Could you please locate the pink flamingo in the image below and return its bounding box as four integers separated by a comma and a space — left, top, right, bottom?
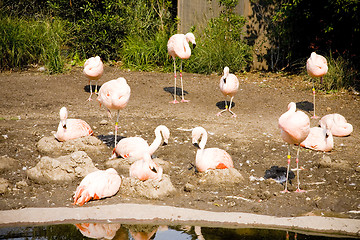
83, 56, 104, 101
306, 52, 328, 119
97, 77, 131, 148
300, 126, 333, 152
54, 107, 93, 142
319, 113, 353, 137
191, 126, 234, 172
73, 168, 121, 206
167, 32, 196, 103
112, 125, 170, 159
217, 66, 239, 117
129, 153, 163, 181
75, 223, 121, 239
278, 102, 310, 192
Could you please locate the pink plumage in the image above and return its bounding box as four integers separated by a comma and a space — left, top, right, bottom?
192, 127, 234, 172
75, 223, 120, 239
306, 52, 328, 78
112, 125, 170, 159
97, 77, 131, 148
300, 127, 334, 152
279, 102, 310, 145
167, 32, 196, 103
129, 153, 163, 181
278, 102, 310, 192
319, 113, 353, 137
217, 66, 239, 117
54, 107, 93, 142
73, 168, 121, 206
83, 56, 104, 101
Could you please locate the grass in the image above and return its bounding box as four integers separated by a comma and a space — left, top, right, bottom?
0, 16, 67, 73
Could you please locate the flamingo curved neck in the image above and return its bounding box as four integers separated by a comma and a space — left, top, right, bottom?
198, 130, 207, 149
149, 129, 163, 155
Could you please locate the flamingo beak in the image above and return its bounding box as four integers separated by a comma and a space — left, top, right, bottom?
150, 166, 157, 173
192, 43, 196, 49
193, 142, 200, 149
162, 141, 168, 146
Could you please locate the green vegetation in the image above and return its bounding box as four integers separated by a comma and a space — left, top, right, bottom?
0, 16, 67, 73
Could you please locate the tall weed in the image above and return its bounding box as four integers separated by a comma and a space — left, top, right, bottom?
0, 16, 67, 73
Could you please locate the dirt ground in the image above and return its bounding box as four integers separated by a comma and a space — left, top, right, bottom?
0, 66, 359, 219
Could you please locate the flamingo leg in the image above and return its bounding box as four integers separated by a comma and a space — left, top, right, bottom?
87, 80, 93, 101
180, 60, 189, 103
95, 81, 98, 95
295, 145, 306, 192
281, 145, 291, 193
169, 59, 179, 104
311, 80, 319, 119
114, 110, 120, 148
217, 99, 228, 116
228, 96, 237, 117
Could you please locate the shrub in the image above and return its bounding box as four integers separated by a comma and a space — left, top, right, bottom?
0, 16, 67, 73
185, 11, 253, 74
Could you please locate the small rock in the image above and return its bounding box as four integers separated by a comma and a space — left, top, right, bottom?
0, 155, 18, 172
199, 168, 244, 185
0, 178, 10, 194
15, 180, 28, 189
184, 183, 195, 192
99, 120, 108, 125
316, 155, 332, 168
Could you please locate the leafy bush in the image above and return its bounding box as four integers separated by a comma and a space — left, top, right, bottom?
185, 11, 253, 74
0, 16, 67, 73
322, 53, 356, 92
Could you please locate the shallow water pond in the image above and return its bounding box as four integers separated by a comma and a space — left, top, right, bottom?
0, 223, 353, 239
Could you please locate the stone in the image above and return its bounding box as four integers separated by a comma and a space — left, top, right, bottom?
0, 178, 10, 194
37, 136, 107, 156
26, 151, 99, 183
0, 155, 19, 172
198, 168, 244, 185
122, 174, 176, 199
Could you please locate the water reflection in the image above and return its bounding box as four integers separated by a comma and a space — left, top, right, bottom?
0, 223, 351, 240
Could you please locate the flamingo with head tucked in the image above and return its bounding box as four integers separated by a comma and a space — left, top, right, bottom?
217, 66, 239, 117
129, 153, 163, 181
73, 168, 121, 206
97, 77, 130, 148
300, 126, 333, 152
167, 32, 196, 103
112, 125, 170, 159
279, 102, 310, 193
319, 113, 353, 137
83, 56, 104, 101
54, 107, 93, 142
306, 52, 328, 119
191, 126, 234, 172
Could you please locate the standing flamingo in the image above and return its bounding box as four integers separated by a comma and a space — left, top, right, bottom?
278, 102, 310, 192
73, 168, 121, 206
300, 126, 334, 152
167, 32, 196, 103
54, 107, 93, 142
306, 52, 328, 119
112, 125, 170, 159
83, 56, 104, 101
129, 153, 163, 181
97, 77, 130, 148
319, 113, 353, 137
217, 66, 239, 117
191, 127, 234, 172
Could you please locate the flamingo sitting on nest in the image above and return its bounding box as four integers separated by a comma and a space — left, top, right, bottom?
73, 168, 121, 206
54, 107, 93, 142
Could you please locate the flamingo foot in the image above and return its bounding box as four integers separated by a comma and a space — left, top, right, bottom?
281, 189, 290, 193
181, 99, 190, 103
87, 95, 93, 101
295, 188, 306, 193
311, 115, 320, 119
169, 100, 179, 104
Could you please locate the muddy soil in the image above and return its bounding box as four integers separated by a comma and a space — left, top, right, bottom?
0, 66, 359, 219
